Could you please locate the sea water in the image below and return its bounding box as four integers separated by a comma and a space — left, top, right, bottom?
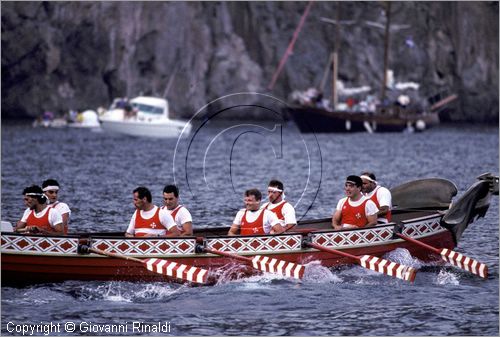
1, 120, 498, 336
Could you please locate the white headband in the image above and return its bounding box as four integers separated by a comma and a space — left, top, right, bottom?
26, 193, 45, 197
268, 187, 286, 201
43, 186, 59, 192
267, 186, 283, 192
360, 175, 378, 184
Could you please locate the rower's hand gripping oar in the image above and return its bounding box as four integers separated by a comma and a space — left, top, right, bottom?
394, 232, 488, 278
304, 242, 417, 283
200, 246, 305, 280
78, 244, 208, 284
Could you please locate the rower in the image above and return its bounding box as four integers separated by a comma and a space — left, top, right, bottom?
261, 179, 297, 231
332, 175, 378, 230
42, 179, 71, 234
161, 184, 193, 236
228, 188, 285, 236
125, 186, 180, 237
360, 172, 392, 224
15, 185, 64, 234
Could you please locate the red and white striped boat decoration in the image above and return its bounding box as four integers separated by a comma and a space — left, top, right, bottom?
145, 258, 208, 284
440, 249, 488, 278
359, 255, 417, 282
251, 255, 305, 279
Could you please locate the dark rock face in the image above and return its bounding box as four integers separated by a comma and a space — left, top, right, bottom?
2, 2, 498, 122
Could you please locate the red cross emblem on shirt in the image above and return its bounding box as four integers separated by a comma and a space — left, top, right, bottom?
150, 223, 157, 228
355, 213, 362, 219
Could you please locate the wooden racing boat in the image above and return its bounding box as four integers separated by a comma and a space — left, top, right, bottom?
2, 173, 497, 286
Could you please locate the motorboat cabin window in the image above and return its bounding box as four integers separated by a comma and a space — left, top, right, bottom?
132, 103, 164, 115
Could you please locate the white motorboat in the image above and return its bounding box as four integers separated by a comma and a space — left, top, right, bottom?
99, 96, 192, 138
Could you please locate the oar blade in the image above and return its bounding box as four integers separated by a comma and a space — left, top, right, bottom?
145, 258, 208, 284
440, 249, 488, 279
251, 255, 305, 280
359, 255, 417, 283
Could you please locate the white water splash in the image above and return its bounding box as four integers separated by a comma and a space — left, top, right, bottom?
213, 263, 251, 285
132, 283, 184, 301
434, 270, 460, 285
384, 247, 424, 268
302, 260, 342, 283
104, 294, 132, 302
102, 283, 132, 302
18, 288, 72, 305
232, 271, 299, 287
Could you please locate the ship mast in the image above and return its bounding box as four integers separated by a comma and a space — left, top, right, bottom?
331, 2, 341, 110
380, 1, 392, 102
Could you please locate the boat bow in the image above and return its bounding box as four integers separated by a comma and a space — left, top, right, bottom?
441, 179, 493, 244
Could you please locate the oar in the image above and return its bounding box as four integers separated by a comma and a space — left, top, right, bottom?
394, 233, 488, 278
392, 207, 447, 213
15, 226, 62, 235
86, 246, 208, 284
305, 242, 417, 283
202, 246, 305, 280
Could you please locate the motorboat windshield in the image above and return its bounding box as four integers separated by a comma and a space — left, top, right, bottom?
132, 102, 164, 115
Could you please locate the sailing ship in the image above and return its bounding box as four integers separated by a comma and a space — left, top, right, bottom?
276, 2, 457, 133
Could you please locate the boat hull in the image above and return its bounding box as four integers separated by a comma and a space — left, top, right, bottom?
1, 214, 454, 285
100, 119, 191, 138
285, 106, 439, 133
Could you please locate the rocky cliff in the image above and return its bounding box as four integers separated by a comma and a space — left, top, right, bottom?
2, 1, 498, 122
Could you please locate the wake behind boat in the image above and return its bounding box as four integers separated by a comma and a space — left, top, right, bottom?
99, 96, 192, 138
1, 173, 497, 286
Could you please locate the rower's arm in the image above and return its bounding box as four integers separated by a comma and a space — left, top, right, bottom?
15, 209, 30, 232
53, 223, 65, 234
332, 210, 342, 230
47, 207, 65, 234
282, 204, 297, 231
61, 213, 70, 232
227, 224, 239, 236
365, 200, 379, 227
270, 223, 285, 235
165, 226, 182, 237
377, 205, 390, 217
15, 220, 27, 232
180, 221, 193, 236
366, 214, 378, 227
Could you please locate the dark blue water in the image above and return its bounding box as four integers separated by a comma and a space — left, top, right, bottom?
1, 120, 498, 336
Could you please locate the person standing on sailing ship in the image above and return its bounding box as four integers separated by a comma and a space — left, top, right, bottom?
261, 179, 297, 231
161, 184, 193, 236
15, 185, 64, 234
360, 172, 392, 224
332, 176, 378, 230
42, 179, 71, 234
228, 188, 285, 236
126, 186, 180, 237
